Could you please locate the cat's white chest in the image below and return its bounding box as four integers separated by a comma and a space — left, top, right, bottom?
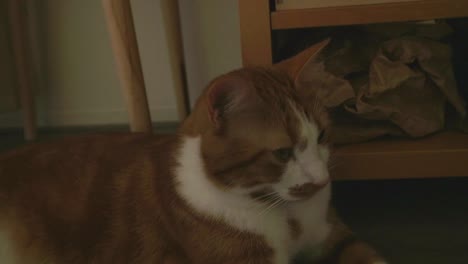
175, 137, 291, 263
219, 187, 331, 264
252, 210, 290, 264
175, 137, 330, 264
0, 228, 17, 264
287, 184, 331, 258
212, 207, 290, 264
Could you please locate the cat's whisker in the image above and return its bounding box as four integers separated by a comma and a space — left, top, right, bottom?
253, 191, 278, 201
328, 159, 342, 166
312, 93, 323, 115
277, 199, 287, 209
328, 163, 342, 171
328, 155, 339, 162
257, 196, 278, 216
258, 195, 284, 217
224, 178, 238, 187
328, 159, 343, 171
327, 155, 342, 166
264, 198, 285, 215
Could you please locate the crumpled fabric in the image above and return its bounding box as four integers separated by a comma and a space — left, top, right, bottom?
297, 24, 466, 144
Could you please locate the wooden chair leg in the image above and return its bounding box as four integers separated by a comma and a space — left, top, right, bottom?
161, 0, 190, 120
8, 0, 37, 141
102, 0, 152, 133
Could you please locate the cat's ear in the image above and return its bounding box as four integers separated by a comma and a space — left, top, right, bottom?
274, 38, 330, 82
206, 74, 250, 128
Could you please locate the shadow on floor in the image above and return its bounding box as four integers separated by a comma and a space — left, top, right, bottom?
333, 178, 468, 264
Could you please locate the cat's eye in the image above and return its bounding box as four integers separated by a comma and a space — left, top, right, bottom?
273, 148, 294, 162
317, 130, 326, 144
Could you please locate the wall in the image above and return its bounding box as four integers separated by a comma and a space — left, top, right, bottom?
0, 2, 18, 113
0, 0, 244, 127
0, 0, 178, 127
179, 0, 242, 108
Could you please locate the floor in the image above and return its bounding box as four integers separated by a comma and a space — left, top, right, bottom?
1, 125, 467, 264
334, 178, 468, 264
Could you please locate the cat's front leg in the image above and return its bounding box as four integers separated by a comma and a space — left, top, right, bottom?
222, 255, 282, 264
316, 209, 387, 264
163, 254, 189, 264
325, 239, 387, 264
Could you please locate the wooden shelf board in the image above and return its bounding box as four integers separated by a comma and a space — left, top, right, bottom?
271, 0, 468, 29
331, 131, 468, 180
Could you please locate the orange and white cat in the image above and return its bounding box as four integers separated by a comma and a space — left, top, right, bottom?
0, 40, 386, 264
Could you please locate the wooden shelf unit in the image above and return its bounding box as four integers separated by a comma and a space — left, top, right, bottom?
271, 0, 468, 29
238, 0, 468, 180
332, 132, 468, 180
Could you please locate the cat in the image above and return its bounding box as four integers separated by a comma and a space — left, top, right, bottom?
0, 39, 386, 264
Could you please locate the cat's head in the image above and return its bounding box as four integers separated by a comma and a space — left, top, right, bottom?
181, 39, 331, 203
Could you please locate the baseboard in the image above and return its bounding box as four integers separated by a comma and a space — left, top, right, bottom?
0, 107, 179, 128
0, 122, 179, 134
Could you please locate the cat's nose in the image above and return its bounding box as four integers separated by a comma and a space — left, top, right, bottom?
288, 180, 329, 199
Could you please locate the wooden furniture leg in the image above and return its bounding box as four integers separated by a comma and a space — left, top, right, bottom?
102, 0, 152, 133
161, 0, 190, 119
8, 0, 37, 141
238, 0, 273, 66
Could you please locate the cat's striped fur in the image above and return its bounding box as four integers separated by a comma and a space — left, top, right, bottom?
0, 40, 386, 264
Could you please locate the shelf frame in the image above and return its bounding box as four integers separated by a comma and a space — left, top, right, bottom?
332, 132, 468, 180
271, 0, 468, 29
238, 0, 468, 180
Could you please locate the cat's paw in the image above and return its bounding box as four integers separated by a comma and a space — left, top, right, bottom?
335, 241, 387, 264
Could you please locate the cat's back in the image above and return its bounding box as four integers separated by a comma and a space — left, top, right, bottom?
0, 133, 178, 263
0, 133, 174, 195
